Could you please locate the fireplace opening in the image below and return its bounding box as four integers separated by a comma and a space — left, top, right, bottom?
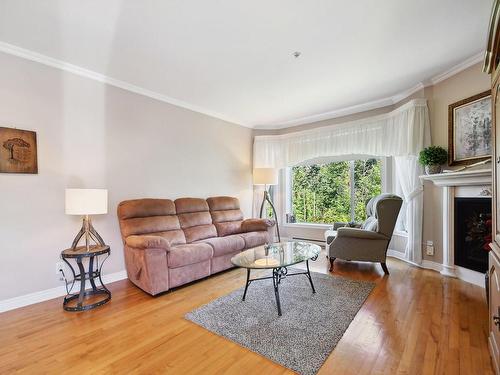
454, 197, 491, 273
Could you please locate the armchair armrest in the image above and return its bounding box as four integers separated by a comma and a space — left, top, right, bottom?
241, 218, 275, 232
336, 227, 388, 240
333, 222, 362, 230
125, 235, 171, 250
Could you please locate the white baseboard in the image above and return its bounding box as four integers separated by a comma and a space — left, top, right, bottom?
386, 250, 484, 288
454, 265, 486, 288
0, 270, 128, 313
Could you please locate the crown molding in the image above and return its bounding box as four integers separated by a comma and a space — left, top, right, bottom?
429, 51, 485, 85
0, 41, 249, 128
254, 51, 485, 129
0, 41, 485, 131
254, 95, 396, 130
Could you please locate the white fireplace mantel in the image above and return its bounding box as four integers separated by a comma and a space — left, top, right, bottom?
420, 168, 492, 187
420, 168, 492, 285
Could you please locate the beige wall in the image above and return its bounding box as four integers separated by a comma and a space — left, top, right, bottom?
422, 62, 490, 263
0, 52, 253, 301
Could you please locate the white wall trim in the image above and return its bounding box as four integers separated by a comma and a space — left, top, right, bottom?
386, 250, 485, 288
0, 41, 248, 128
428, 51, 485, 85
0, 270, 128, 313
0, 40, 484, 131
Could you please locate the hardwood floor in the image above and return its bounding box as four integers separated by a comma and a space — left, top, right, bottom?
0, 253, 493, 375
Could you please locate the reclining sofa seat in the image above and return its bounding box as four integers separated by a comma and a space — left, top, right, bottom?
117, 196, 274, 295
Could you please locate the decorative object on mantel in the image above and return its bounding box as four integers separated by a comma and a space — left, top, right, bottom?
0, 126, 38, 174
448, 90, 492, 166
253, 168, 280, 242
419, 146, 448, 174
65, 188, 108, 251
442, 157, 491, 173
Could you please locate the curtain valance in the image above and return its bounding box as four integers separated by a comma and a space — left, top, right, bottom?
253, 99, 431, 168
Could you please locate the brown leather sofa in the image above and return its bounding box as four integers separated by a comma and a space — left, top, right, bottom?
117, 196, 275, 295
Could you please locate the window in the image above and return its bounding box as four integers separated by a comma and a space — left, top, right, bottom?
287, 158, 382, 224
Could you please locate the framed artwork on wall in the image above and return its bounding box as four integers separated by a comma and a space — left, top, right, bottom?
0, 126, 38, 174
448, 90, 492, 166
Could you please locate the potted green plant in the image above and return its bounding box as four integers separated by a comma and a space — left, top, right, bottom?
419, 146, 448, 174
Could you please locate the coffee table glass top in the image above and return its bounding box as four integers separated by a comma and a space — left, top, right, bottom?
231, 241, 321, 269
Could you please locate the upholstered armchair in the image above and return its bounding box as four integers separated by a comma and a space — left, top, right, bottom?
325, 194, 403, 275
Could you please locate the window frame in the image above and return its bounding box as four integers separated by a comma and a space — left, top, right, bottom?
283, 155, 389, 225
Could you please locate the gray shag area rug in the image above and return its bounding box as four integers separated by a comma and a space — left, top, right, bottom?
185, 270, 375, 375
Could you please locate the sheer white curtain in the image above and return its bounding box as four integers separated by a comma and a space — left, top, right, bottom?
394, 155, 425, 264
253, 99, 430, 264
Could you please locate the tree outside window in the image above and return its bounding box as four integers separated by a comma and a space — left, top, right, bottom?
290, 158, 381, 224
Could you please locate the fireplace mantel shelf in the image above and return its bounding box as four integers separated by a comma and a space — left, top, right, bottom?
419, 168, 492, 187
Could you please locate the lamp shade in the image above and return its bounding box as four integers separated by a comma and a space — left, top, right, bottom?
253, 168, 278, 185
65, 189, 108, 215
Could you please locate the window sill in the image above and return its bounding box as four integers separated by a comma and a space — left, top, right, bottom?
282, 222, 332, 230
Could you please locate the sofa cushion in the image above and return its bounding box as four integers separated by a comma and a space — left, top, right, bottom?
207, 196, 240, 211
118, 198, 176, 219
207, 196, 244, 237
198, 235, 245, 257
118, 199, 186, 245
175, 198, 209, 214
167, 243, 213, 268
239, 231, 269, 249
175, 198, 217, 243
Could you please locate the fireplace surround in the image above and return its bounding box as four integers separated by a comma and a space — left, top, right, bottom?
420, 168, 492, 287
454, 197, 491, 273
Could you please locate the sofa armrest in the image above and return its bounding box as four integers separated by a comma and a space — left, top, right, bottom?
336, 227, 388, 240
125, 235, 171, 250
241, 218, 275, 232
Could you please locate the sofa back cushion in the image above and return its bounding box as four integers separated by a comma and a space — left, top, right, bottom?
207, 196, 244, 237
117, 199, 186, 245
175, 198, 217, 243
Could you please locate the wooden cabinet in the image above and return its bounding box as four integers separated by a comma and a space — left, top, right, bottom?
490, 251, 500, 373
485, 1, 500, 372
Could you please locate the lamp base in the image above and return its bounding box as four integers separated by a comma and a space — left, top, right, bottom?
71, 215, 106, 251
259, 189, 280, 242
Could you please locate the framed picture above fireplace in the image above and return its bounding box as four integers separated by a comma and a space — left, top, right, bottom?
448, 90, 492, 166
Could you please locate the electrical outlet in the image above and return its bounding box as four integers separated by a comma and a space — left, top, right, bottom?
425, 240, 434, 256
56, 262, 64, 281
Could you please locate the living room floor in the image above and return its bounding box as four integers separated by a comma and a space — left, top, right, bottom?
0, 252, 493, 375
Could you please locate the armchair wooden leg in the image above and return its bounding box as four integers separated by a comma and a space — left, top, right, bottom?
381, 262, 389, 275
329, 257, 336, 272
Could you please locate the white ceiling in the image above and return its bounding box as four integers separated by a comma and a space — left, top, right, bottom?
0, 0, 492, 128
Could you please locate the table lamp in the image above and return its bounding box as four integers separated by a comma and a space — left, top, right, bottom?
253, 168, 280, 242
65, 188, 108, 251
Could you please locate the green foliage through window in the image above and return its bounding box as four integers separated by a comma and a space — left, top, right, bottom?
291, 159, 381, 224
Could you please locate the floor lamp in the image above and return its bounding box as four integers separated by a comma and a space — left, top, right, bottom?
253, 168, 280, 242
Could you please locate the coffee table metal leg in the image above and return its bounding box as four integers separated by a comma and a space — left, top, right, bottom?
272, 268, 282, 316
242, 268, 251, 301
305, 260, 316, 294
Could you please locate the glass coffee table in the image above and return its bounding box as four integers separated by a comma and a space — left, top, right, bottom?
231, 241, 321, 316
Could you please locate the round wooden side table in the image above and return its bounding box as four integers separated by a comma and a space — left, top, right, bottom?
61, 245, 111, 312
